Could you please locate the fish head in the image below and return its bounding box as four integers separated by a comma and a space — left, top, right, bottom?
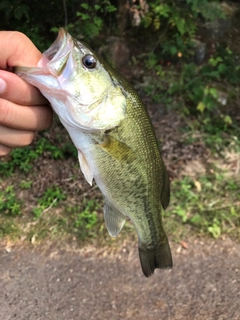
15, 28, 127, 131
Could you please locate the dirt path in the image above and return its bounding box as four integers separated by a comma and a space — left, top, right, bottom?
0, 237, 239, 320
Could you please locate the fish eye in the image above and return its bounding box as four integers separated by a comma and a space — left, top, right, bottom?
82, 54, 97, 69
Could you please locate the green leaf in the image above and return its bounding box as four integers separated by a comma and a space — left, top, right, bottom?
197, 101, 205, 113
174, 17, 187, 35
218, 63, 227, 74
153, 4, 170, 17
223, 115, 232, 125
208, 224, 221, 238
209, 56, 223, 67
81, 3, 89, 10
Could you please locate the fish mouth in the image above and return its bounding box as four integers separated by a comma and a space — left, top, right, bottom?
44, 28, 69, 61
15, 28, 72, 76
40, 28, 74, 76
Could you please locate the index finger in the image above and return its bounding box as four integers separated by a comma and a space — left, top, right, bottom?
0, 31, 42, 69
0, 70, 48, 106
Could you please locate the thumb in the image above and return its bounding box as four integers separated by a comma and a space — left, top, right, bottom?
0, 31, 42, 69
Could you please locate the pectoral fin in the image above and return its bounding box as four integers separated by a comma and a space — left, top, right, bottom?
104, 200, 126, 237
98, 134, 135, 163
78, 149, 93, 186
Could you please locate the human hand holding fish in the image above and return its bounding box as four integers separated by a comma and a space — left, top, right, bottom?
0, 31, 53, 156
14, 28, 173, 277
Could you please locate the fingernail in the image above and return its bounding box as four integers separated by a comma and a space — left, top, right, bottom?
0, 78, 7, 94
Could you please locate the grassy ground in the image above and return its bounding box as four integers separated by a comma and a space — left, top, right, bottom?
0, 108, 239, 247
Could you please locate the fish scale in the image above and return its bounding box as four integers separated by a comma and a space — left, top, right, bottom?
15, 28, 173, 277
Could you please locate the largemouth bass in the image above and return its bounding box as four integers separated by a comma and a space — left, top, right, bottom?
15, 28, 172, 277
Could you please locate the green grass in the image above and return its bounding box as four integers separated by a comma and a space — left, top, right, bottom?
0, 136, 77, 177
0, 160, 239, 245
32, 186, 67, 219
165, 171, 240, 239
0, 185, 22, 216
0, 219, 21, 239
0, 122, 239, 245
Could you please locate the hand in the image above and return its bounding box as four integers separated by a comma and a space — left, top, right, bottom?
0, 31, 53, 156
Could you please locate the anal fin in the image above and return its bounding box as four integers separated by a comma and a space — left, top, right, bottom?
104, 200, 126, 238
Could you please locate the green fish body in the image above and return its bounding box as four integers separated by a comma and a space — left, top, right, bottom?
15, 28, 172, 277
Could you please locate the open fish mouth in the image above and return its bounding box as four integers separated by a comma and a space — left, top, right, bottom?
13, 29, 68, 76
39, 28, 74, 77
44, 28, 69, 61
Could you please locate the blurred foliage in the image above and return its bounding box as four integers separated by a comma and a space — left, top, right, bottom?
0, 0, 225, 50
143, 45, 240, 136
0, 136, 77, 177
32, 186, 66, 219
0, 185, 22, 216
0, 0, 118, 50
141, 0, 224, 59
0, 0, 238, 130
166, 173, 240, 239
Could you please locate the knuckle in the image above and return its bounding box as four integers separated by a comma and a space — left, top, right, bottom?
10, 31, 27, 40
9, 31, 30, 49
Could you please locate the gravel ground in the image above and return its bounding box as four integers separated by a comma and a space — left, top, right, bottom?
0, 237, 239, 320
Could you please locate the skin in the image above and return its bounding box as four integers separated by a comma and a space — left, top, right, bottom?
0, 31, 53, 156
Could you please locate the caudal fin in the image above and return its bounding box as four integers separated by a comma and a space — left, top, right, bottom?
138, 240, 173, 278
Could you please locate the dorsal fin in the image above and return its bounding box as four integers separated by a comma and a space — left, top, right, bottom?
161, 164, 170, 209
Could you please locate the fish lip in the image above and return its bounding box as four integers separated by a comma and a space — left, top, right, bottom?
44, 28, 69, 61
14, 66, 45, 74
41, 28, 75, 76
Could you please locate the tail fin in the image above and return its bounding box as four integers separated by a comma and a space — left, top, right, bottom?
138, 240, 173, 278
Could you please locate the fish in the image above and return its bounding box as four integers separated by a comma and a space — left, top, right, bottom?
15, 28, 173, 277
